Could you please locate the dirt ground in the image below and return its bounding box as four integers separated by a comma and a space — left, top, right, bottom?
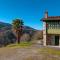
0, 44, 60, 60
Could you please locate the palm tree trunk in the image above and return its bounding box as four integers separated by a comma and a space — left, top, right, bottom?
16, 29, 23, 44
17, 33, 20, 44
17, 31, 20, 44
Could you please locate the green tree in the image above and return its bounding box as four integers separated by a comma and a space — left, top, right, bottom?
12, 19, 24, 44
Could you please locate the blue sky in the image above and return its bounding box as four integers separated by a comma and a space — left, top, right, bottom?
0, 0, 60, 30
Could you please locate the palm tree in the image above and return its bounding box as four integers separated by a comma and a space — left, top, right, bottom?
12, 19, 24, 44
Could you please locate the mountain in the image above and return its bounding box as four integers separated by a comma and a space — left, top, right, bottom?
0, 22, 36, 31
0, 22, 11, 29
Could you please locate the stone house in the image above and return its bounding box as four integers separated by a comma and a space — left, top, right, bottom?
42, 11, 60, 46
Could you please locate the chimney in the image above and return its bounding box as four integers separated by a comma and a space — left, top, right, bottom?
44, 10, 48, 18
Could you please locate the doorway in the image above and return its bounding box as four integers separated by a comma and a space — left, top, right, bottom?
55, 36, 59, 46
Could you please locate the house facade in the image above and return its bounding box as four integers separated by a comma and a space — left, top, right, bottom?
42, 11, 60, 46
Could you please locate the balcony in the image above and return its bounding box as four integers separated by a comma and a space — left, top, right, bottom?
47, 29, 60, 34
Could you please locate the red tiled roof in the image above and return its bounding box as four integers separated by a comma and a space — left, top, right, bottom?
42, 16, 60, 21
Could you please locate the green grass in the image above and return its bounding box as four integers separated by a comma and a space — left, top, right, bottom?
7, 42, 32, 48
38, 47, 60, 56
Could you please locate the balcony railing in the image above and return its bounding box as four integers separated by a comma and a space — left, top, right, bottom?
47, 29, 60, 34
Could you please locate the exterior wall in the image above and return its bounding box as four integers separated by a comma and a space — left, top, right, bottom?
46, 35, 55, 45
43, 22, 46, 46
46, 35, 51, 45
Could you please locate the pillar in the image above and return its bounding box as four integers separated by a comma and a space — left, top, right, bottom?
43, 22, 46, 46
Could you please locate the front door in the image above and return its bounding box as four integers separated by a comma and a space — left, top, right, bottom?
55, 36, 59, 46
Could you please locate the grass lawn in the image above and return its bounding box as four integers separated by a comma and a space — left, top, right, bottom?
7, 42, 32, 48
0, 44, 60, 60
25, 47, 60, 60
38, 47, 60, 56
7, 42, 60, 56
